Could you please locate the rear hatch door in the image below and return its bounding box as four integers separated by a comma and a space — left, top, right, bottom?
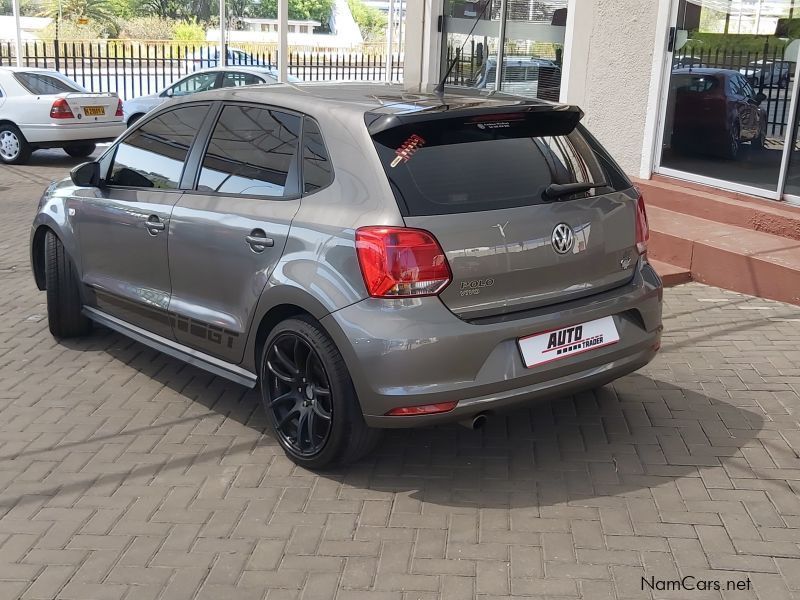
368, 105, 639, 320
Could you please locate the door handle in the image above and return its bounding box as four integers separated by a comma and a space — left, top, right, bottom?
246, 229, 274, 253
145, 215, 166, 235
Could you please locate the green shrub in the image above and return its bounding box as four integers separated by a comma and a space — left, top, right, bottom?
173, 18, 206, 42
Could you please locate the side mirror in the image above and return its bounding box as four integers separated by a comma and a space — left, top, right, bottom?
163, 88, 174, 98
755, 92, 767, 104
70, 161, 100, 187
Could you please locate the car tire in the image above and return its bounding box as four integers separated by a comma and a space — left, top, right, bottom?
0, 123, 32, 165
753, 122, 768, 151
127, 114, 143, 128
259, 316, 382, 469
44, 231, 91, 339
723, 122, 741, 160
64, 143, 96, 158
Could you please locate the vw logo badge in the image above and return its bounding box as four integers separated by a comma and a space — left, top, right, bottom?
552, 223, 575, 255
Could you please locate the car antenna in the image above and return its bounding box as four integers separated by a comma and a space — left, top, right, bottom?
434, 0, 493, 99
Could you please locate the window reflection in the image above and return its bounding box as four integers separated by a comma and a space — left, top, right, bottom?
108, 105, 208, 189
198, 105, 301, 197
659, 0, 793, 192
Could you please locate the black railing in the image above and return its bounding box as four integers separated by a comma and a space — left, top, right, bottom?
673, 41, 793, 137
0, 40, 403, 100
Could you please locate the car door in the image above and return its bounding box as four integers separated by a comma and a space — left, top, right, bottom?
73, 104, 210, 339
167, 103, 302, 362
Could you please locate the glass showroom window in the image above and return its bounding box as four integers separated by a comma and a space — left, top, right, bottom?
441, 0, 567, 101
658, 0, 800, 202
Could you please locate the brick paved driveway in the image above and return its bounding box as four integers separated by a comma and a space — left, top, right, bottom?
1, 153, 800, 600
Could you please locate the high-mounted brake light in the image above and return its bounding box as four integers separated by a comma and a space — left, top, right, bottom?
355, 226, 452, 298
50, 98, 74, 119
635, 192, 649, 257
115, 99, 124, 117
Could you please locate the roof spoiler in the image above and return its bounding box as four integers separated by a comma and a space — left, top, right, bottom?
366, 103, 584, 137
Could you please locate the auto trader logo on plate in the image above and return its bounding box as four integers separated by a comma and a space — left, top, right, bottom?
518, 316, 620, 368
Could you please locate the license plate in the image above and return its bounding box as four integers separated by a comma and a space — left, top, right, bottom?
518, 316, 620, 368
83, 106, 105, 116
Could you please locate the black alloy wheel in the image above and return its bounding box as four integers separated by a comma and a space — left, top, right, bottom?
265, 332, 334, 457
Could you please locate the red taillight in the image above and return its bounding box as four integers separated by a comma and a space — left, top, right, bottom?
386, 401, 458, 416
115, 99, 124, 117
355, 226, 451, 298
50, 98, 74, 119
635, 192, 649, 257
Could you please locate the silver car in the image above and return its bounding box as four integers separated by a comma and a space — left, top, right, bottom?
30, 83, 663, 468
122, 66, 285, 127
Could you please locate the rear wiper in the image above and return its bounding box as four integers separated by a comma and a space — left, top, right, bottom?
543, 181, 607, 201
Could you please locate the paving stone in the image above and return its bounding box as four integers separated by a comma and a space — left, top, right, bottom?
1, 158, 800, 598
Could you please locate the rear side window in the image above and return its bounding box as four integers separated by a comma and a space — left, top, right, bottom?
369, 111, 629, 216
302, 118, 333, 194
221, 72, 263, 87
14, 72, 83, 95
107, 105, 208, 189
197, 105, 301, 197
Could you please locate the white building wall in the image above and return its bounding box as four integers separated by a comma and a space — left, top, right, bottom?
561, 0, 670, 177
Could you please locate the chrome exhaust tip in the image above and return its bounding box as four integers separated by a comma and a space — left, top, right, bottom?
459, 413, 488, 430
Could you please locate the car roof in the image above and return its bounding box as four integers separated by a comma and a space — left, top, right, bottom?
672, 67, 738, 78
176, 82, 568, 118
190, 65, 278, 76
0, 66, 60, 73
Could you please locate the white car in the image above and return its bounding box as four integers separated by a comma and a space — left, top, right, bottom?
123, 66, 286, 127
0, 67, 125, 165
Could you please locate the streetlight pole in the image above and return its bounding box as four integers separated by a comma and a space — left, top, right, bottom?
219, 0, 226, 66
278, 0, 288, 82
12, 0, 22, 67
385, 0, 395, 82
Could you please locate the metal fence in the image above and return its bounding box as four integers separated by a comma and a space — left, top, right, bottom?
673, 42, 793, 138
0, 40, 403, 100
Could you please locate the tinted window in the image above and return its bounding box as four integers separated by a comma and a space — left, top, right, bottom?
675, 74, 718, 93
221, 72, 264, 88
108, 105, 208, 189
302, 118, 333, 194
14, 72, 83, 94
197, 105, 300, 197
370, 112, 628, 216
171, 72, 218, 96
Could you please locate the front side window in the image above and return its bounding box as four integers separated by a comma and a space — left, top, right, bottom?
14, 72, 83, 95
170, 72, 218, 97
107, 105, 209, 189
302, 118, 333, 194
221, 72, 263, 88
197, 105, 301, 197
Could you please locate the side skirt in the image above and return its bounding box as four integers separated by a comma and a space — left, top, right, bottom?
83, 306, 258, 388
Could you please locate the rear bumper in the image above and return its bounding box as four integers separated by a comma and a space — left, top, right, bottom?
321, 260, 663, 428
19, 121, 125, 144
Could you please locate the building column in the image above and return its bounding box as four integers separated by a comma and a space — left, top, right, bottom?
403, 0, 442, 92
559, 0, 593, 107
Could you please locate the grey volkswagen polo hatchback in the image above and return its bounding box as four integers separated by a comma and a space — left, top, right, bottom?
30, 83, 663, 468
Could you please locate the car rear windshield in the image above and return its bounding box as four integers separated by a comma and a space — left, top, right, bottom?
674, 74, 719, 93
368, 110, 630, 216
14, 72, 84, 95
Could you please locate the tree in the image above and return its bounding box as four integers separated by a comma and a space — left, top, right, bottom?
254, 0, 334, 25
41, 0, 118, 32
347, 0, 384, 42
